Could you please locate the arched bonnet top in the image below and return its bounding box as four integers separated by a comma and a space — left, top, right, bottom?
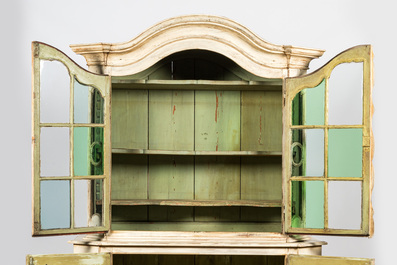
70, 15, 325, 78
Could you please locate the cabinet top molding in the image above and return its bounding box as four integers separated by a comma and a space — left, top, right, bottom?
70, 15, 325, 78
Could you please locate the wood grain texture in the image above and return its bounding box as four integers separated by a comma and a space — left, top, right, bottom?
195, 91, 240, 151
149, 90, 194, 150
148, 156, 194, 200
27, 253, 111, 265
241, 157, 282, 201
241, 91, 282, 152
111, 154, 148, 200
111, 90, 148, 149
286, 255, 374, 265
195, 156, 240, 200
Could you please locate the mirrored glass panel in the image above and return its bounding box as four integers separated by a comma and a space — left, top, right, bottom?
74, 78, 104, 124
40, 127, 70, 177
292, 79, 325, 126
40, 60, 70, 123
291, 180, 324, 229
291, 129, 324, 177
328, 181, 362, 229
40, 180, 71, 229
328, 62, 363, 125
328, 128, 362, 178
74, 127, 104, 176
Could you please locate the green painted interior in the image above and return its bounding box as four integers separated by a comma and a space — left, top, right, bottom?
110, 50, 283, 232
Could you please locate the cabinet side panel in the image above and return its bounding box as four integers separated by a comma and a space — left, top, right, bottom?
112, 90, 148, 149
241, 91, 282, 152
149, 90, 194, 150
241, 156, 282, 201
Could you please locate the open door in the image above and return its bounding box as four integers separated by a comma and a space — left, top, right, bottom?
286, 255, 374, 265
27, 253, 111, 265
32, 42, 111, 236
283, 45, 374, 236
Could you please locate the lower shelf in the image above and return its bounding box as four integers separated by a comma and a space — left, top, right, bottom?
111, 199, 282, 207
112, 221, 282, 232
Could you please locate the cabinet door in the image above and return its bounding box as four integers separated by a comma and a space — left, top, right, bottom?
32, 42, 111, 235
286, 255, 374, 265
283, 45, 373, 236
27, 253, 111, 265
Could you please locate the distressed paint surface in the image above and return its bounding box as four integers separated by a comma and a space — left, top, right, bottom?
241, 91, 282, 152
27, 253, 111, 265
287, 255, 374, 265
149, 90, 194, 150
195, 91, 240, 151
112, 90, 148, 149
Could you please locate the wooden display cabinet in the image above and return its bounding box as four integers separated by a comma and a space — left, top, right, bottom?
28, 15, 374, 265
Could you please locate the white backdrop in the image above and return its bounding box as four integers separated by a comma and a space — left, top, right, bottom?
1, 0, 394, 264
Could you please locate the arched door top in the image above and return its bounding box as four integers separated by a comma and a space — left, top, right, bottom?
70, 15, 324, 78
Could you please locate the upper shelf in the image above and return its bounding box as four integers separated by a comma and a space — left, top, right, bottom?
111, 79, 282, 90
112, 148, 282, 156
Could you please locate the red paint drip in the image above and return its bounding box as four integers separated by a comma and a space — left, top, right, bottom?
258, 106, 263, 144
173, 105, 176, 115
215, 92, 219, 122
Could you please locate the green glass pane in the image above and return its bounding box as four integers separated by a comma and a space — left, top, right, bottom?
291, 181, 324, 229
292, 79, 325, 126
74, 127, 104, 176
40, 180, 71, 229
291, 129, 324, 177
328, 128, 362, 177
74, 78, 104, 124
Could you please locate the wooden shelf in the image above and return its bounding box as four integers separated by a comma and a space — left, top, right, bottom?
111, 79, 282, 91
111, 199, 282, 208
112, 148, 282, 156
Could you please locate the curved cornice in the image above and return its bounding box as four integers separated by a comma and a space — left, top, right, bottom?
70, 15, 325, 78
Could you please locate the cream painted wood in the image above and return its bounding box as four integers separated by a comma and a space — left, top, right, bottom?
71, 231, 325, 256
27, 253, 111, 265
286, 255, 374, 265
70, 15, 324, 77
